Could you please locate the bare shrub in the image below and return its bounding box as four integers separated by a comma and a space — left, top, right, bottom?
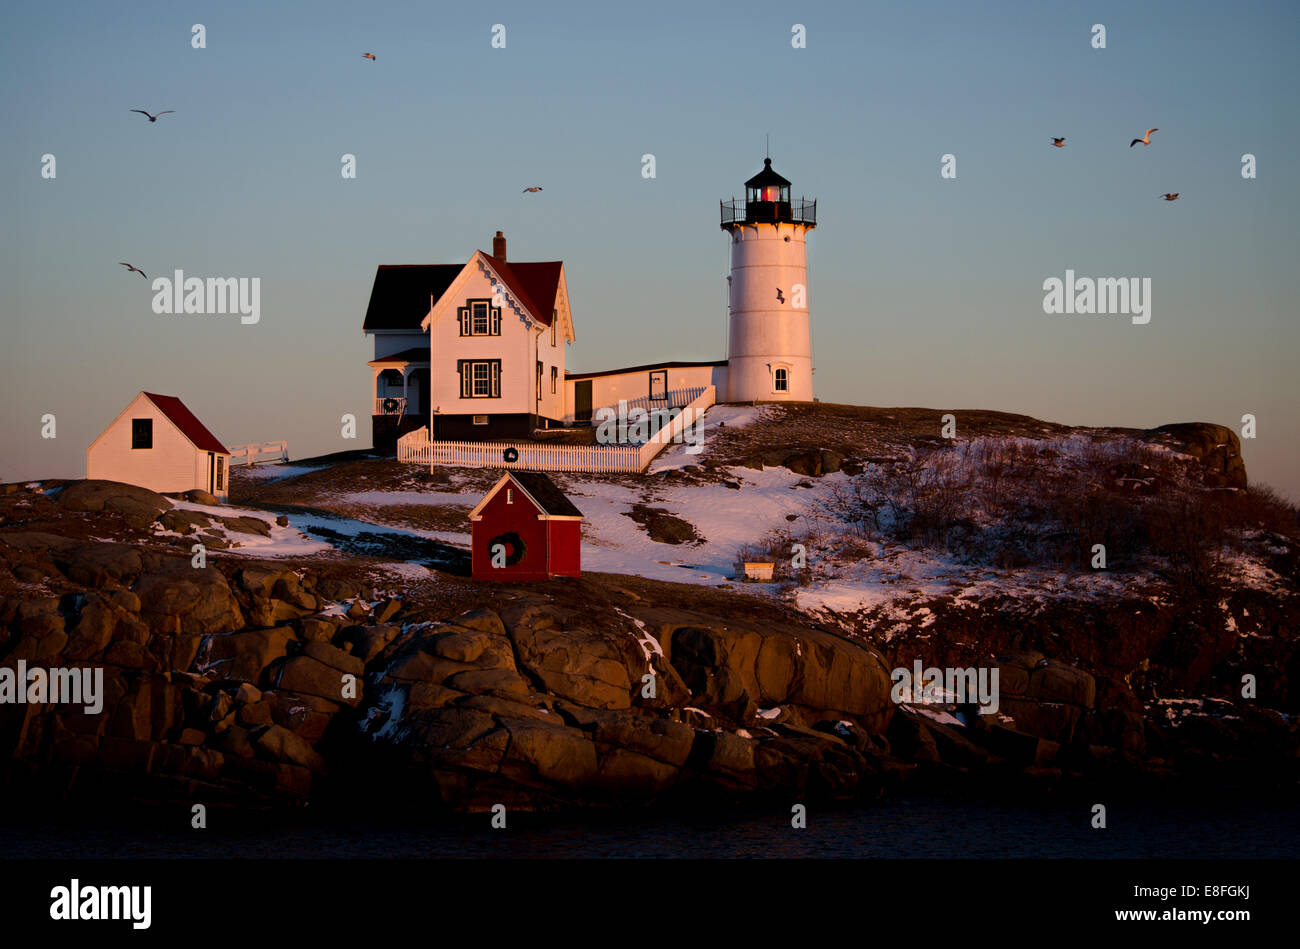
818, 432, 1275, 583
1223, 483, 1300, 542
1138, 486, 1229, 589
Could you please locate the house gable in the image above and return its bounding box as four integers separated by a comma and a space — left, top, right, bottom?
87, 392, 228, 456
422, 252, 550, 335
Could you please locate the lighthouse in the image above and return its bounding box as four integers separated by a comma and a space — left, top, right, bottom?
720, 157, 817, 402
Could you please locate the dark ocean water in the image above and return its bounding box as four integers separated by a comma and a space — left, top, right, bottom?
5, 796, 1298, 859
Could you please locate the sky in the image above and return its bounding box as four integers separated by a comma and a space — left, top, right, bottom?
2, 0, 1297, 498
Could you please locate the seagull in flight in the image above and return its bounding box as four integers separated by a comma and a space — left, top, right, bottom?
776, 288, 785, 304
1051, 137, 1066, 147
1160, 193, 1180, 201
363, 53, 376, 60
130, 109, 174, 123
1129, 128, 1158, 147
522, 186, 543, 193
119, 262, 147, 279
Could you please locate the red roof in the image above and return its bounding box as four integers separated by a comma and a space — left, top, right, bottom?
141, 392, 229, 454
480, 254, 562, 327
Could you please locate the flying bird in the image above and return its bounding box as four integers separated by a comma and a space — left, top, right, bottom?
130, 109, 174, 123
1051, 137, 1066, 147
1129, 128, 1158, 147
1160, 193, 1180, 201
522, 186, 543, 193
119, 262, 147, 279
363, 53, 376, 60
776, 288, 785, 303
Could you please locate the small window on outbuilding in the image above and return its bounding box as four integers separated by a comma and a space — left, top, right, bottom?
131, 418, 152, 450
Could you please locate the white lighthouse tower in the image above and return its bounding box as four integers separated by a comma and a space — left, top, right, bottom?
721, 157, 817, 402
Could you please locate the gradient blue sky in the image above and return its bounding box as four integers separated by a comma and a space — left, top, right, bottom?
3, 0, 1297, 497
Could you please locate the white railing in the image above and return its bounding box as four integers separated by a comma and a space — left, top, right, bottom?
434, 438, 640, 473
638, 385, 716, 468
374, 397, 407, 416
228, 440, 289, 467
561, 386, 706, 426
396, 386, 717, 473
396, 427, 432, 464
612, 386, 707, 417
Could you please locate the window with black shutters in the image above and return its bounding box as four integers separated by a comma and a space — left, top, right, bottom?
458, 299, 502, 336
457, 359, 501, 398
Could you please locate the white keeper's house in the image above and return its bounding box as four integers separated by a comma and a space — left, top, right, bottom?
87, 391, 232, 500
361, 156, 817, 454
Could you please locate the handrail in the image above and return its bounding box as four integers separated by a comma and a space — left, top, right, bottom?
228, 440, 289, 466
720, 197, 817, 227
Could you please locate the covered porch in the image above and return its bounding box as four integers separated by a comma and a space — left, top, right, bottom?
368, 348, 431, 453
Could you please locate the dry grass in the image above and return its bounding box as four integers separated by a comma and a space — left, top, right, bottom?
702, 402, 1082, 468
819, 434, 1300, 590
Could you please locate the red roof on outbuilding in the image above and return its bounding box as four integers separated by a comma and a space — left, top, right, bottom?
141, 392, 229, 454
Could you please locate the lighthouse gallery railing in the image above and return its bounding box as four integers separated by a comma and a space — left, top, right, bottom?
719, 198, 817, 227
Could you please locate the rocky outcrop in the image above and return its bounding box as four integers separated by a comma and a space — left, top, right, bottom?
0, 533, 913, 810
356, 597, 901, 808
741, 448, 844, 476
1, 509, 1295, 812
57, 480, 172, 529
1145, 423, 1247, 489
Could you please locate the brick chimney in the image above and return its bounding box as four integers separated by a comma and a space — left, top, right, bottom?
493, 230, 507, 261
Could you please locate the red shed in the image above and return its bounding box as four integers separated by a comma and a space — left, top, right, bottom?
470, 471, 584, 580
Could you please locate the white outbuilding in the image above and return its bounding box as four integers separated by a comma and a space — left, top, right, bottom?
87, 392, 232, 500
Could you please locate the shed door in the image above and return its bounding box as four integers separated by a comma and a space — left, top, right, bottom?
575, 380, 592, 424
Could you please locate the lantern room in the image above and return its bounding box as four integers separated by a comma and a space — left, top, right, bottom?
720, 157, 816, 228
746, 157, 790, 206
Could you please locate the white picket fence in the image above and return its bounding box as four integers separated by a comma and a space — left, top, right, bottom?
228, 440, 289, 466
397, 386, 716, 473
